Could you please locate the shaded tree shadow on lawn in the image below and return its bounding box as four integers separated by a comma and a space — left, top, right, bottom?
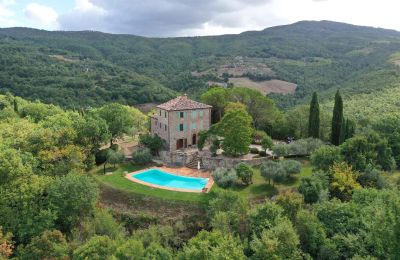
250, 183, 278, 197
228, 183, 278, 198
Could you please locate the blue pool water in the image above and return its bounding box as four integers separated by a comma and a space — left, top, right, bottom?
132, 169, 208, 191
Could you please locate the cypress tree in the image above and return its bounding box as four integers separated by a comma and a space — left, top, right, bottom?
331, 90, 343, 145
339, 117, 346, 144
13, 98, 18, 113
308, 92, 320, 138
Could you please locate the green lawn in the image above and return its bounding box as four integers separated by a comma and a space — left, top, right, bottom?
94, 164, 210, 204
215, 160, 312, 200
94, 160, 312, 203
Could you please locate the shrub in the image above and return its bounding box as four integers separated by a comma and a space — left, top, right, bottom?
272, 145, 288, 157
212, 168, 238, 188
273, 138, 325, 157
250, 147, 259, 154
95, 149, 109, 165
197, 131, 209, 151
260, 160, 288, 186
253, 130, 268, 144
139, 134, 164, 155
110, 144, 119, 151
132, 148, 152, 165
259, 150, 267, 157
261, 135, 274, 150
298, 176, 324, 204
280, 160, 302, 175
235, 163, 254, 185
106, 149, 125, 168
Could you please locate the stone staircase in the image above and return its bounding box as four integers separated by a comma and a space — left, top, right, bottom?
186, 152, 205, 170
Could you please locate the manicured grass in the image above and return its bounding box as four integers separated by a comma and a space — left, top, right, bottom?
94, 160, 312, 204
94, 164, 210, 204
214, 160, 312, 200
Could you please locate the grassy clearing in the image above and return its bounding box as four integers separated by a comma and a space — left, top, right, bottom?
93, 163, 210, 204
94, 160, 312, 204
216, 160, 312, 200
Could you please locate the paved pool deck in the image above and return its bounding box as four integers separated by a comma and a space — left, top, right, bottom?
125, 166, 214, 193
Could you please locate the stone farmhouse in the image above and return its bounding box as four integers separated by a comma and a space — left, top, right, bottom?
151, 95, 212, 152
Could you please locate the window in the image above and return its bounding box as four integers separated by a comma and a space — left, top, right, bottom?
164, 111, 167, 118
165, 125, 167, 131
179, 112, 184, 118
192, 110, 197, 119
199, 110, 204, 117
179, 124, 184, 131
159, 110, 161, 116
192, 122, 197, 130
159, 122, 161, 128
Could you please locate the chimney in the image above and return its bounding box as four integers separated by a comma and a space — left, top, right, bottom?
183, 93, 188, 99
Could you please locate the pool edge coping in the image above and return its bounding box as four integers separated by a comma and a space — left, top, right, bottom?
124, 167, 214, 193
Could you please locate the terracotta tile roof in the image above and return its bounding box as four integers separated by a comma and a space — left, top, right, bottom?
157, 95, 212, 111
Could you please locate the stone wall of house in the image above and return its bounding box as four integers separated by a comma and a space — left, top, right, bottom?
152, 108, 211, 152
167, 108, 211, 151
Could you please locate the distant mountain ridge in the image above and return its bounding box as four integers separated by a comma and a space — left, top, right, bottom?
0, 20, 399, 108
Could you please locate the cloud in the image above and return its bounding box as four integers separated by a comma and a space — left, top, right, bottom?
58, 0, 274, 36
24, 3, 59, 29
0, 0, 17, 27
53, 0, 400, 36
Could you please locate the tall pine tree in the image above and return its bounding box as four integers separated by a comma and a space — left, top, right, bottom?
331, 90, 343, 145
308, 92, 320, 138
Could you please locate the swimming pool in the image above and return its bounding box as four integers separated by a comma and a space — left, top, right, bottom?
131, 169, 209, 191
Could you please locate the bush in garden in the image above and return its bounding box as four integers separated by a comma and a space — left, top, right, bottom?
95, 149, 109, 165
132, 148, 152, 165
272, 138, 325, 157
235, 163, 254, 185
259, 150, 267, 157
280, 160, 302, 175
250, 147, 259, 154
139, 134, 165, 155
253, 130, 268, 144
261, 135, 274, 150
212, 168, 238, 188
260, 161, 288, 186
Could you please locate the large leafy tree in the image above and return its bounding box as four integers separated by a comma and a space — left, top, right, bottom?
214, 107, 253, 156
295, 210, 327, 258
98, 103, 135, 145
331, 90, 344, 145
208, 190, 248, 236
330, 162, 361, 201
0, 175, 56, 244
17, 230, 69, 260
308, 92, 320, 138
75, 113, 111, 151
47, 172, 99, 233
341, 131, 395, 172
251, 218, 302, 260
200, 87, 228, 123
249, 201, 284, 237
311, 145, 343, 172
178, 230, 245, 260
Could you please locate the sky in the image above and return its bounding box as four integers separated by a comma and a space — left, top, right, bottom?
1, 0, 400, 37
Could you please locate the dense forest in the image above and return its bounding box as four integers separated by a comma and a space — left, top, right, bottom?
1, 21, 400, 109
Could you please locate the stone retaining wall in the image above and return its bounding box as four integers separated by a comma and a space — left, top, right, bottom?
158, 150, 271, 170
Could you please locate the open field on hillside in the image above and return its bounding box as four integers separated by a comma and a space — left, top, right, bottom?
230, 77, 297, 95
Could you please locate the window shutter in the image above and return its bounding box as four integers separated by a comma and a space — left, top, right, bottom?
183, 124, 186, 131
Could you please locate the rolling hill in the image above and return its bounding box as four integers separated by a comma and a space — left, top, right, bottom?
0, 20, 400, 109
